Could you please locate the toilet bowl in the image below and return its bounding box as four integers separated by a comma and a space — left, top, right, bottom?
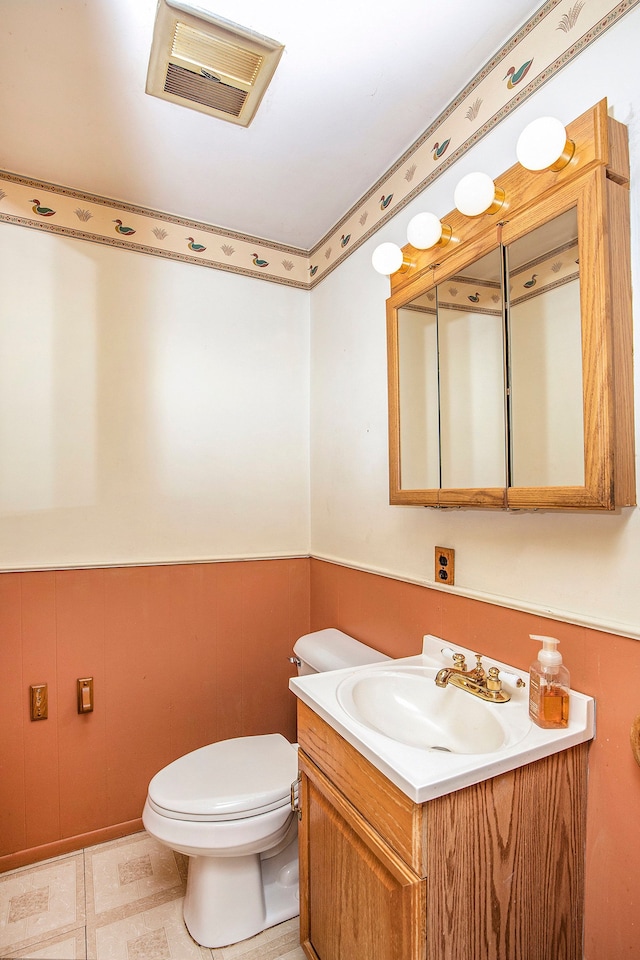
142, 628, 389, 948
143, 733, 299, 948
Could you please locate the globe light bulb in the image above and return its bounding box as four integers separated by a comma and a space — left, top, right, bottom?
516, 116, 575, 171
371, 242, 404, 275
454, 172, 504, 217
407, 212, 444, 249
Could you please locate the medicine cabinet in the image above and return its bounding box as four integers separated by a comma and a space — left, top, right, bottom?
386, 100, 635, 510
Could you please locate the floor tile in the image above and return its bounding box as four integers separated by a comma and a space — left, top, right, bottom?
0, 854, 84, 955
211, 917, 305, 960
85, 833, 186, 922
1, 833, 303, 960
5, 928, 87, 958
89, 897, 210, 960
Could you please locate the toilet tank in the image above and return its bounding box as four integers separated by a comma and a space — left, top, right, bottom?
292, 628, 390, 676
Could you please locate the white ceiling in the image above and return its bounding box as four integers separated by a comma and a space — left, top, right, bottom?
0, 0, 543, 250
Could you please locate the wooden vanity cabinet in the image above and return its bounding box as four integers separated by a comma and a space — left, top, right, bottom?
296, 700, 588, 960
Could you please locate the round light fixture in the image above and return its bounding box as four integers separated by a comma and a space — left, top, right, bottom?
371, 242, 404, 275
516, 116, 575, 171
454, 172, 505, 217
406, 212, 452, 250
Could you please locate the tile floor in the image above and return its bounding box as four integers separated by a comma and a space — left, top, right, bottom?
0, 833, 306, 960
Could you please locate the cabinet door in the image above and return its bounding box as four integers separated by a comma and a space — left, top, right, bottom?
298, 753, 426, 960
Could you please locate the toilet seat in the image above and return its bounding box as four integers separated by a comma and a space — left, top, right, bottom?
147, 733, 298, 822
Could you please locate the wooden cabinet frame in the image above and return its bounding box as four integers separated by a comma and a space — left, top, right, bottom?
386, 99, 635, 510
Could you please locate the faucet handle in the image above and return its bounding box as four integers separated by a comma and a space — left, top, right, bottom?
452, 652, 467, 671
486, 666, 503, 695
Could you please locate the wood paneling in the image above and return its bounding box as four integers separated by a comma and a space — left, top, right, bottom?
0, 574, 26, 856
21, 573, 60, 847
0, 558, 310, 869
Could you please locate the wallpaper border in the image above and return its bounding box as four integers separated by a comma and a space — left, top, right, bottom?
0, 0, 636, 290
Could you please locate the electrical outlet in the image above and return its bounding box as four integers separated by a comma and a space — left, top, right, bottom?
435, 547, 455, 585
30, 684, 48, 721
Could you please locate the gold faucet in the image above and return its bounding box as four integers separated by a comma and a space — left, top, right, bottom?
435, 651, 522, 703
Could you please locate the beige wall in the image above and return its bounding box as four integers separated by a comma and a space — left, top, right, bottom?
0, 224, 310, 569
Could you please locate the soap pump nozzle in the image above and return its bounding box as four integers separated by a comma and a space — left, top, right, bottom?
530, 634, 562, 667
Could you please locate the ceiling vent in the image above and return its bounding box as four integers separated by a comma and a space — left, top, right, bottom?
146, 0, 284, 127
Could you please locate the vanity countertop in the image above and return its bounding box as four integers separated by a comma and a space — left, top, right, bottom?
289, 633, 595, 803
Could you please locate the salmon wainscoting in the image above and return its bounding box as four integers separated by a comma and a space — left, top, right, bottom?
0, 559, 309, 871
309, 558, 640, 960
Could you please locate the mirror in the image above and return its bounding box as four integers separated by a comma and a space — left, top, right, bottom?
438, 248, 505, 489
395, 223, 583, 499
396, 247, 505, 494
507, 208, 584, 487
386, 101, 634, 511
396, 293, 439, 489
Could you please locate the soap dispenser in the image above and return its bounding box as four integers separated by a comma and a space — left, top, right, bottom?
528, 635, 570, 729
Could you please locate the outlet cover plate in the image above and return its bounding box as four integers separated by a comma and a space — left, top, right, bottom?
30, 684, 48, 720
435, 546, 455, 585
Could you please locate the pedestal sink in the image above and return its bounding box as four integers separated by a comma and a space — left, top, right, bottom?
337, 666, 531, 754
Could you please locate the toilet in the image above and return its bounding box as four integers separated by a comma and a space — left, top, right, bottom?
142, 628, 389, 948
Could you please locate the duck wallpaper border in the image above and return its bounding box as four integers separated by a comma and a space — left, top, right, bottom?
0, 0, 636, 290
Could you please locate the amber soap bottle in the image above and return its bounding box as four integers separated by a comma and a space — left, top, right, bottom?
528, 634, 570, 729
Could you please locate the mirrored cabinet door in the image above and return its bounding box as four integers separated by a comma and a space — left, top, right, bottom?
391, 244, 506, 506
396, 294, 439, 490
507, 207, 585, 488
437, 247, 505, 490
501, 167, 629, 510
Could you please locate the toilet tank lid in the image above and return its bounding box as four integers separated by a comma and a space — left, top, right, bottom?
293, 628, 389, 672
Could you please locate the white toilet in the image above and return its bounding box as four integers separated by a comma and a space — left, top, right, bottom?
142, 628, 389, 948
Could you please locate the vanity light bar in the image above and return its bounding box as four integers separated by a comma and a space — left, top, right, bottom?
372, 114, 573, 276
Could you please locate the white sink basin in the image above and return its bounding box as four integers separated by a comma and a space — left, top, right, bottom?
290, 634, 596, 803
337, 666, 530, 754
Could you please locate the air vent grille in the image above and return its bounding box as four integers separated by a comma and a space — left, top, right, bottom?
146, 0, 284, 127
172, 22, 263, 87
164, 62, 248, 117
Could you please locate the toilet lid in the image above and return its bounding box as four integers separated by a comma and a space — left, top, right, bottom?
147, 734, 299, 821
